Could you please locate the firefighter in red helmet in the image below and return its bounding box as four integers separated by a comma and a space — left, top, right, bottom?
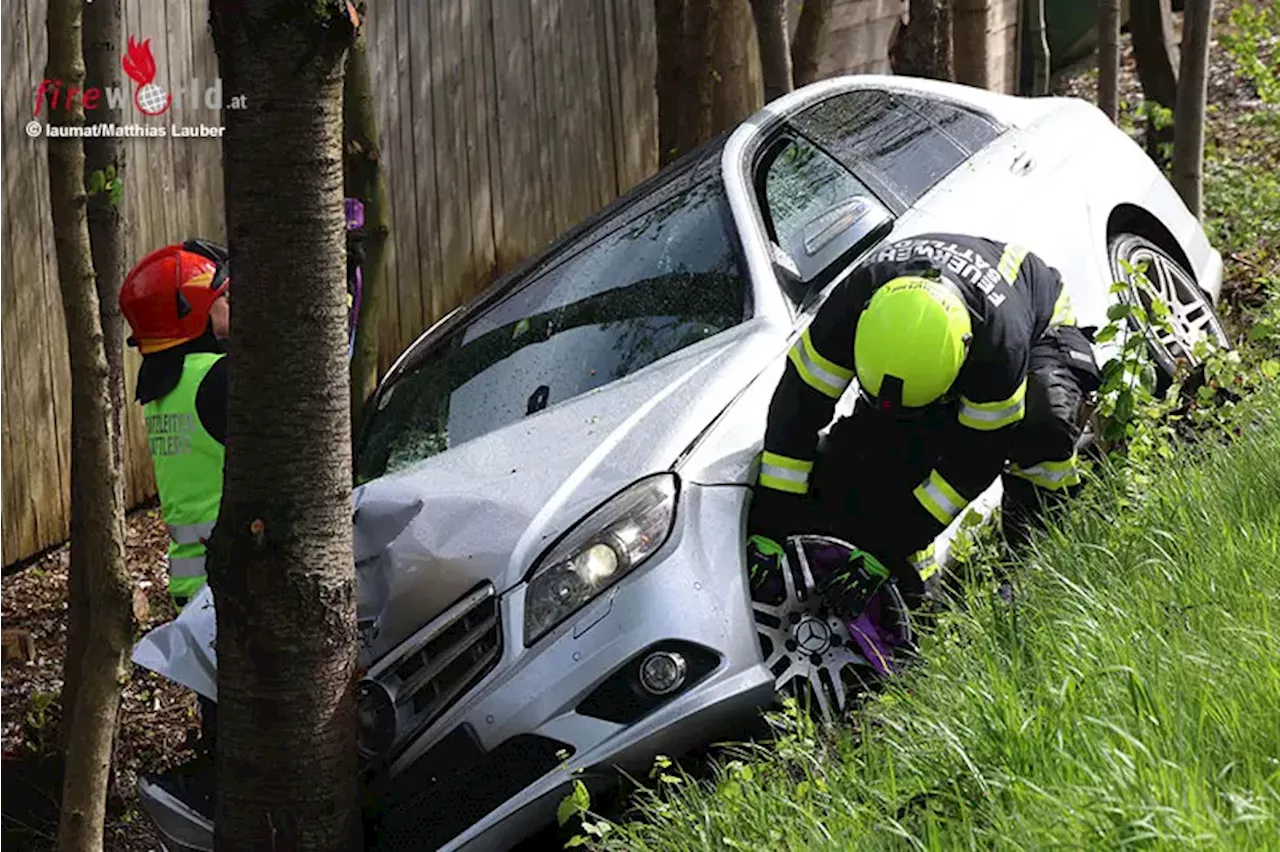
119, 239, 230, 611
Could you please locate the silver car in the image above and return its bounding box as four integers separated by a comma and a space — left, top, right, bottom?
132, 75, 1228, 851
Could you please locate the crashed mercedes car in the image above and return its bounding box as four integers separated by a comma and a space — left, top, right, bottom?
131, 75, 1228, 851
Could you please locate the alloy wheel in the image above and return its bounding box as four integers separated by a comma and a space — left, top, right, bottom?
751, 535, 906, 724
1109, 234, 1230, 379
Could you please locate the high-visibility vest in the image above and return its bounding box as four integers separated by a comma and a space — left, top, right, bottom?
142, 352, 226, 605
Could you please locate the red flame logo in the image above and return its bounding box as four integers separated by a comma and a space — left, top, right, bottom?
121, 36, 171, 116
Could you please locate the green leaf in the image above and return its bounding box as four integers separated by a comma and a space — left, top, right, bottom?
1107, 303, 1133, 321
556, 780, 591, 826
1116, 389, 1135, 423
87, 170, 106, 195
1094, 325, 1119, 343
109, 181, 124, 207
105, 163, 116, 182
564, 836, 588, 848
1260, 359, 1280, 380
1247, 324, 1275, 342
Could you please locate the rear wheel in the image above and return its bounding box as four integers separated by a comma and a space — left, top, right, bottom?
1107, 233, 1230, 385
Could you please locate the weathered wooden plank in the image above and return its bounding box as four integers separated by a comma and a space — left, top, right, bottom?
529, 0, 559, 240
24, 0, 75, 546
579, 0, 612, 212
144, 0, 179, 246
165, 0, 195, 231
429, 0, 472, 326
598, 0, 624, 202
396, 0, 428, 357
1, 0, 37, 564
365, 1, 401, 376
478, 0, 505, 279
489, 0, 536, 269
462, 0, 497, 292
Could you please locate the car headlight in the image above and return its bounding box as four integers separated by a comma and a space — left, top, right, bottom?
524, 474, 679, 645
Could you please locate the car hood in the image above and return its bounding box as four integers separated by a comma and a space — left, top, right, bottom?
353, 321, 781, 661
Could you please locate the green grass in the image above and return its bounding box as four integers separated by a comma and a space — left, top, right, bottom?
585, 395, 1280, 851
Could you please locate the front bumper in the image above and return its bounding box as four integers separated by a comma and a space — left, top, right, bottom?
137, 481, 778, 851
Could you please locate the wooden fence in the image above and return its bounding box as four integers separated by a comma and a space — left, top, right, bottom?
2, 0, 943, 566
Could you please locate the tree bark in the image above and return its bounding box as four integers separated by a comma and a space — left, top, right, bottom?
1097, 0, 1121, 121
1131, 0, 1179, 164
657, 0, 762, 166
655, 0, 686, 166
889, 0, 954, 81
343, 30, 389, 429
1028, 0, 1051, 95
206, 2, 360, 849
1172, 0, 1214, 219
45, 0, 134, 849
62, 0, 128, 762
749, 0, 793, 102
791, 0, 834, 87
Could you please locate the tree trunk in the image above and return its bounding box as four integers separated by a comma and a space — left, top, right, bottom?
62, 0, 127, 762
1131, 0, 1179, 164
889, 0, 954, 81
1028, 0, 1051, 95
1172, 0, 1213, 219
657, 0, 762, 165
708, 0, 764, 133
1097, 0, 1121, 121
206, 2, 360, 850
749, 0, 793, 102
343, 30, 389, 429
45, 1, 134, 849
655, 0, 686, 166
791, 0, 834, 87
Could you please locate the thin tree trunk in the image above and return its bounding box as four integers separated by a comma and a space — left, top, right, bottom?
62, 0, 127, 761
655, 0, 685, 166
791, 0, 834, 87
206, 1, 360, 849
1172, 0, 1214, 218
680, 0, 720, 155
709, 0, 764, 132
1028, 0, 1051, 95
749, 0, 793, 102
1097, 0, 1121, 121
889, 0, 954, 81
343, 30, 389, 428
46, 0, 134, 849
1131, 0, 1179, 164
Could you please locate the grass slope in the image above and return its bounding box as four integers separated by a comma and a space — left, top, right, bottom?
592, 397, 1280, 851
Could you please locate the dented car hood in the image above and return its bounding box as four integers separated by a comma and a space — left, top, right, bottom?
132, 323, 780, 690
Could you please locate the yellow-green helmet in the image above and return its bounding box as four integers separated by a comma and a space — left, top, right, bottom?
854, 276, 972, 412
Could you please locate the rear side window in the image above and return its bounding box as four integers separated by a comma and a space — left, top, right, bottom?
355, 178, 747, 481
792, 90, 1002, 207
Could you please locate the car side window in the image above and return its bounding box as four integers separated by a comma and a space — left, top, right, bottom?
761, 136, 874, 261
792, 91, 979, 207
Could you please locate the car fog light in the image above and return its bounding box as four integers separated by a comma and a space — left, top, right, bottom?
355, 679, 397, 759
639, 651, 687, 696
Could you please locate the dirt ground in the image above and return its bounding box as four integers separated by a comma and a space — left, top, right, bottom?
1, 4, 1270, 849
2, 504, 195, 851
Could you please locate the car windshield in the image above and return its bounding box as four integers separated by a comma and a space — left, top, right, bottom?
356, 177, 749, 482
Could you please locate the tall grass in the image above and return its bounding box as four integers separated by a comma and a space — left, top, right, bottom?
592, 394, 1280, 851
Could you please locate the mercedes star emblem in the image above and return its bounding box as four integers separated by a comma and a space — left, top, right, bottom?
794, 618, 831, 654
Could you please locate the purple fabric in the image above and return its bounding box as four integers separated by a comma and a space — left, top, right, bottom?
846, 589, 907, 677
345, 198, 365, 231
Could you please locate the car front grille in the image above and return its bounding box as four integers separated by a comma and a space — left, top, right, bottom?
363, 583, 503, 759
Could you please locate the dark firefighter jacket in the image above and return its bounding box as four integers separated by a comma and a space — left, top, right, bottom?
759, 232, 1074, 556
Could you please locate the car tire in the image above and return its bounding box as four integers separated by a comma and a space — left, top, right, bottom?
1107, 233, 1231, 389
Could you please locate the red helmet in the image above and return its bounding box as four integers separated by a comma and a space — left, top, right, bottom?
120, 239, 229, 354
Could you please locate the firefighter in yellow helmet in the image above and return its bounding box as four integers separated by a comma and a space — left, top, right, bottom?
747, 233, 1101, 618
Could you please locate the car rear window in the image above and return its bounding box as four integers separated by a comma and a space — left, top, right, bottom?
355, 178, 748, 482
